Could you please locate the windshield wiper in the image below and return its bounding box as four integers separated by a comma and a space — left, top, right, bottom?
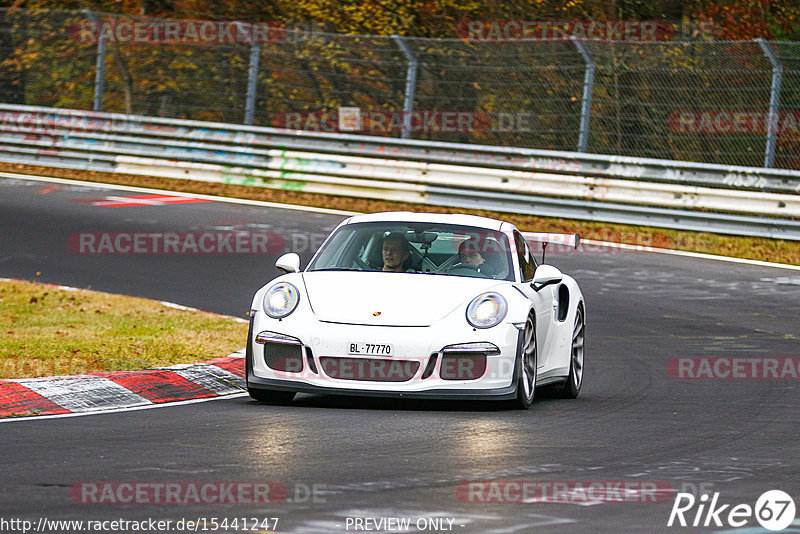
308, 267, 362, 272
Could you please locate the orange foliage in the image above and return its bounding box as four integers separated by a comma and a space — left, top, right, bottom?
694, 0, 799, 40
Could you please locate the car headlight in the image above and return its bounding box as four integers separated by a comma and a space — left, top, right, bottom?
466, 292, 507, 329
263, 282, 300, 319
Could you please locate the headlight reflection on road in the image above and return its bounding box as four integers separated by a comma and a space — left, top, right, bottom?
239, 422, 307, 466
447, 419, 537, 462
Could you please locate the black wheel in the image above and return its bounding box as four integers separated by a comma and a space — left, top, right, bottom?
557, 305, 585, 399
510, 312, 537, 409
248, 388, 296, 404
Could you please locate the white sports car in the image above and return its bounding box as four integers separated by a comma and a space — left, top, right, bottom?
246, 212, 585, 409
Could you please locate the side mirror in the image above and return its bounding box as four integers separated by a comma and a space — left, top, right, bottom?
275, 252, 301, 273
531, 265, 563, 292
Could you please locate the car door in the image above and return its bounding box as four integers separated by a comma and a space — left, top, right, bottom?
511, 231, 556, 369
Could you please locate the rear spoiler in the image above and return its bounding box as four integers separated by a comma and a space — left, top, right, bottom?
521, 232, 581, 263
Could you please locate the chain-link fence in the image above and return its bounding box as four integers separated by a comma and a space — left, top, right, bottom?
1, 9, 799, 169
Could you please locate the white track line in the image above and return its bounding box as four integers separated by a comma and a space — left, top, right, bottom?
580, 239, 800, 271
0, 392, 250, 423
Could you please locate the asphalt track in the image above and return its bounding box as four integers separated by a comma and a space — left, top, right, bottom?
0, 175, 798, 533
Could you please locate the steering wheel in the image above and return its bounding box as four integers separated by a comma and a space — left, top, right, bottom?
354, 258, 377, 271
447, 262, 489, 278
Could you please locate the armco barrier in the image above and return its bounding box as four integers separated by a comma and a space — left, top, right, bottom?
0, 104, 799, 240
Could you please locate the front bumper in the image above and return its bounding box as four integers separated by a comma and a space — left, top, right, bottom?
245, 375, 519, 401
246, 310, 521, 399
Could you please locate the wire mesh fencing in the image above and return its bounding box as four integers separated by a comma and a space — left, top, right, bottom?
0, 9, 798, 169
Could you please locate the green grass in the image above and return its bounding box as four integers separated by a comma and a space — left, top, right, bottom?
0, 279, 248, 379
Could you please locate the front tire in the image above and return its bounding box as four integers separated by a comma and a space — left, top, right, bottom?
510, 313, 537, 409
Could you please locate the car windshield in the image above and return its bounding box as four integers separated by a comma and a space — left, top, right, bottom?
307, 222, 514, 281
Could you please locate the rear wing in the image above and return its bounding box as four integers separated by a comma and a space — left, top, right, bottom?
521, 232, 581, 263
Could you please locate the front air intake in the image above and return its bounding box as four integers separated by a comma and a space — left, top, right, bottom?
263, 342, 304, 373
439, 353, 487, 380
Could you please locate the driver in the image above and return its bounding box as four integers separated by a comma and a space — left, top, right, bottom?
458, 239, 495, 277
382, 233, 412, 272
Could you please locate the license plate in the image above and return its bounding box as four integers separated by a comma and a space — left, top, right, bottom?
348, 342, 393, 356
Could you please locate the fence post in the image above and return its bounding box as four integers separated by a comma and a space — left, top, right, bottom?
571, 36, 595, 153
234, 22, 261, 125
756, 39, 782, 169
392, 34, 417, 140
83, 10, 106, 112
244, 43, 261, 125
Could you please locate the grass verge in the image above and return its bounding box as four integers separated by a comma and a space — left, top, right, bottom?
1, 163, 797, 266
0, 279, 248, 380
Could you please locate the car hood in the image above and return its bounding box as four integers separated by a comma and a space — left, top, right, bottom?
302, 271, 501, 326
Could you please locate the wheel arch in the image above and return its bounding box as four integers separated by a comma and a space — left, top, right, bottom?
561, 274, 585, 325
504, 286, 536, 326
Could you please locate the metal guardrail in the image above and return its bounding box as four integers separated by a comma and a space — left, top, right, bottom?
0, 104, 799, 241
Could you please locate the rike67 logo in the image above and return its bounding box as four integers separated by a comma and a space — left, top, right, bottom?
668, 490, 795, 531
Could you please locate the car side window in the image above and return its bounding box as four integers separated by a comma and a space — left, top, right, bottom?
514, 231, 537, 281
